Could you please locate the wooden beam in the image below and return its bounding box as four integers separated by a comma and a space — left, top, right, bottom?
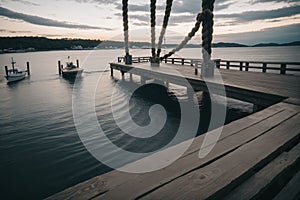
142, 113, 300, 200
224, 143, 300, 200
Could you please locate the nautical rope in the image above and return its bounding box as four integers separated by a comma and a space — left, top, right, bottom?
157, 0, 173, 58
202, 0, 214, 12
122, 0, 130, 55
202, 0, 214, 67
150, 0, 157, 58
160, 10, 212, 60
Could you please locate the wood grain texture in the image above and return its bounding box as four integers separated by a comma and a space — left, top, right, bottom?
141, 113, 300, 200
224, 143, 300, 200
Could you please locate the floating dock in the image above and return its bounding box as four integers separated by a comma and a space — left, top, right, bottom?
49, 58, 300, 200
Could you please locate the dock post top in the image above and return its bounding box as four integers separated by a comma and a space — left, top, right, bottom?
150, 57, 160, 67
125, 53, 132, 65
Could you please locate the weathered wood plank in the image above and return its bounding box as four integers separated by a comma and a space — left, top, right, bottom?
141, 113, 300, 200
284, 97, 300, 106
223, 143, 300, 200
99, 106, 298, 200
183, 102, 291, 157
48, 103, 299, 200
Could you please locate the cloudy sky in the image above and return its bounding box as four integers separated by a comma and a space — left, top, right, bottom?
0, 0, 299, 45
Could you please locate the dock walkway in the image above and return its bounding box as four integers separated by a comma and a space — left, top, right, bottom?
49, 60, 300, 200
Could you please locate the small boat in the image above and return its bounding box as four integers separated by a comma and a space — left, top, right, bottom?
5, 58, 28, 83
59, 57, 83, 78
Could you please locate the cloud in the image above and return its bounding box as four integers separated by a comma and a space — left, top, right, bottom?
215, 23, 300, 44
115, 12, 196, 27
38, 34, 70, 38
0, 6, 113, 30
250, 0, 300, 3
113, 0, 234, 26
115, 3, 164, 12
9, 0, 40, 6
171, 0, 232, 14
113, 0, 232, 15
0, 29, 31, 33
216, 4, 300, 23
73, 0, 118, 4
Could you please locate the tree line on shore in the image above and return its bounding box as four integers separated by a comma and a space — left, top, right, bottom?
0, 36, 299, 53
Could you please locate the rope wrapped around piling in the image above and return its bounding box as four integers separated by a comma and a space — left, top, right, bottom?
150, 0, 157, 58
157, 0, 173, 58
202, 0, 214, 59
122, 0, 129, 55
201, 0, 215, 77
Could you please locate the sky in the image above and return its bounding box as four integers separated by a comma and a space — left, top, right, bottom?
0, 0, 299, 45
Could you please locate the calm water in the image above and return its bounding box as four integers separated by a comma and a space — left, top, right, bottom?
0, 46, 299, 199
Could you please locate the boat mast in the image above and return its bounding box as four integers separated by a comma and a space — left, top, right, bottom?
11, 57, 16, 71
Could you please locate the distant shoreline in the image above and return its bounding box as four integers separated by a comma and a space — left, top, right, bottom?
0, 37, 299, 54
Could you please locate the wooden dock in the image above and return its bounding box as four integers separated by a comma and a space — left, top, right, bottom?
48, 58, 300, 200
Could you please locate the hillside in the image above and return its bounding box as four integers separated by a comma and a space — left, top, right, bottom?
0, 37, 299, 54
0, 37, 152, 53
253, 41, 300, 47
0, 37, 102, 51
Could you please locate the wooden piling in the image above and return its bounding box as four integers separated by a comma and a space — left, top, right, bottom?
194, 61, 199, 75
262, 63, 267, 73
26, 62, 30, 75
76, 59, 79, 68
245, 62, 249, 71
121, 70, 125, 79
58, 60, 61, 75
125, 54, 132, 65
110, 67, 114, 76
226, 61, 230, 69
5, 66, 8, 76
216, 60, 221, 69
280, 64, 286, 75
130, 73, 133, 81
240, 62, 243, 71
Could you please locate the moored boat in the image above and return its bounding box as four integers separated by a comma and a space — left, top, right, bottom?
59, 57, 84, 78
5, 58, 29, 83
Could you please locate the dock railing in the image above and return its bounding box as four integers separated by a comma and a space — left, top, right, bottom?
118, 56, 151, 63
117, 57, 300, 75
217, 60, 300, 75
